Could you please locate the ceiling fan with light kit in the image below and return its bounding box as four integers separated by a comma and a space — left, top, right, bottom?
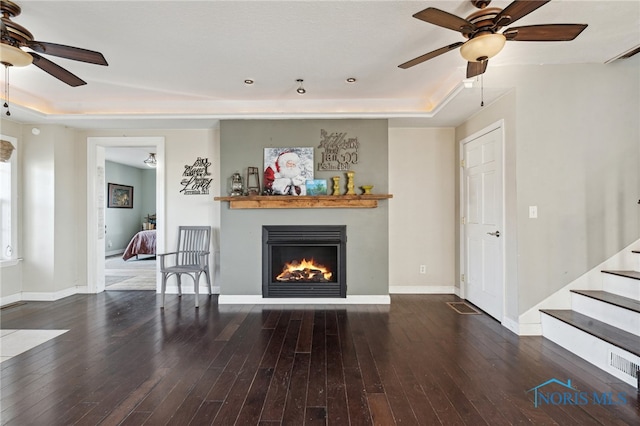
0, 0, 107, 87
399, 0, 588, 78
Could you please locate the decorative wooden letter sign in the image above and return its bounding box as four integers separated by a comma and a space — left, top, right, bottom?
317, 129, 359, 171
180, 157, 213, 195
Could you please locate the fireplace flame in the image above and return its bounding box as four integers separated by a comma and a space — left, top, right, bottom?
276, 258, 333, 282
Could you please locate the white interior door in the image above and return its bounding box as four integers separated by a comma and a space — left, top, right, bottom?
462, 126, 504, 320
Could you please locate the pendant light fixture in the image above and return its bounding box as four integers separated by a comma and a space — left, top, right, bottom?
144, 153, 157, 168
296, 79, 306, 95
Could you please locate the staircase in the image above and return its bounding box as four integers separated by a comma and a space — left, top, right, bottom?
540, 250, 640, 388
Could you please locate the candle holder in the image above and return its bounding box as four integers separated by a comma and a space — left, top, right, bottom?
346, 171, 356, 195
332, 176, 341, 195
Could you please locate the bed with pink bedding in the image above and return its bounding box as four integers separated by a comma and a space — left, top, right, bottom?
122, 230, 156, 260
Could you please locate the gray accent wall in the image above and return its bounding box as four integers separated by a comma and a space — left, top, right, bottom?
219, 119, 389, 296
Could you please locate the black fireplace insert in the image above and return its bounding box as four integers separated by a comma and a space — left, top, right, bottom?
262, 225, 346, 298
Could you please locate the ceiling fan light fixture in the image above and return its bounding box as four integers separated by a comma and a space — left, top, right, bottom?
0, 43, 32, 67
144, 153, 157, 168
459, 33, 506, 62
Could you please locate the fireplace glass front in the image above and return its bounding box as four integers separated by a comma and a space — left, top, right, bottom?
263, 225, 346, 298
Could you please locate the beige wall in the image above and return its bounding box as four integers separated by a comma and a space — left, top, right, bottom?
79, 128, 221, 285
388, 127, 456, 292
456, 61, 640, 318
3, 59, 638, 312
0, 124, 220, 302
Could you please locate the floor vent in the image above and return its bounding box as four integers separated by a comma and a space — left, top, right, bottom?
446, 302, 482, 315
609, 350, 640, 379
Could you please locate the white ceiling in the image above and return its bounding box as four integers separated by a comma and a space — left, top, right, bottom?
105, 147, 157, 169
4, 0, 640, 130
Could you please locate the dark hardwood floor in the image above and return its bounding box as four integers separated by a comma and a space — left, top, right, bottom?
1, 292, 638, 425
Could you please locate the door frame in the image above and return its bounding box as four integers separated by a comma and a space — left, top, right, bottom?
458, 120, 506, 320
86, 136, 166, 293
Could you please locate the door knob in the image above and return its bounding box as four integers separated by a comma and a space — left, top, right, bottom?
487, 230, 500, 237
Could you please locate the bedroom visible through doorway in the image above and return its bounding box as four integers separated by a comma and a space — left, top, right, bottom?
87, 136, 165, 295
105, 254, 155, 290
104, 146, 158, 291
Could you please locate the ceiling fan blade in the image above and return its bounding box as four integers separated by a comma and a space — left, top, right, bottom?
467, 61, 488, 78
494, 1, 550, 27
29, 52, 87, 86
503, 24, 588, 41
398, 42, 464, 69
413, 8, 475, 35
26, 40, 108, 66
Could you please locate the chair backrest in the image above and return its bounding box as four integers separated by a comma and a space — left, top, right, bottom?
177, 226, 211, 266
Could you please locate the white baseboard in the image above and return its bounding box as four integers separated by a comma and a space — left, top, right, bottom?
218, 294, 391, 305
0, 292, 22, 307
105, 249, 125, 257
162, 285, 220, 295
20, 286, 78, 302
502, 316, 542, 336
389, 285, 455, 294
453, 286, 462, 298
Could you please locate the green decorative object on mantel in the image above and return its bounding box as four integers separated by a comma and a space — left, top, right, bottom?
346, 171, 356, 195
361, 185, 373, 195
332, 176, 341, 195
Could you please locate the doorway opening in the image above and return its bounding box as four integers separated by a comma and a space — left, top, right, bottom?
86, 137, 165, 294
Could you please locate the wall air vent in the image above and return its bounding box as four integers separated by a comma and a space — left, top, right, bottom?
609, 350, 640, 380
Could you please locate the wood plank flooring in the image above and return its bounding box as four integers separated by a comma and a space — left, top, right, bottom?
1, 292, 638, 425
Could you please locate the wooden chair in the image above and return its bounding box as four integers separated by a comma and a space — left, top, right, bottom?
158, 226, 212, 308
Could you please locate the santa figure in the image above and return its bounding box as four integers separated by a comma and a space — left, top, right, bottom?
264, 151, 306, 195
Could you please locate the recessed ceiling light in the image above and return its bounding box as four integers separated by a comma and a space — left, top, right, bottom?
244, 79, 254, 85
346, 77, 357, 83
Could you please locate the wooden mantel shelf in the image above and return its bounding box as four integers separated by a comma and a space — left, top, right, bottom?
214, 194, 393, 209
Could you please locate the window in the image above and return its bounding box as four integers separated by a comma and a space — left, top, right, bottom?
0, 135, 18, 264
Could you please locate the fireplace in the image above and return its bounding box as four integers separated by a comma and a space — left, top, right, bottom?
262, 225, 346, 298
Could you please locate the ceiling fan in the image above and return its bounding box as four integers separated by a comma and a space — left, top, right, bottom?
0, 0, 107, 86
399, 0, 587, 78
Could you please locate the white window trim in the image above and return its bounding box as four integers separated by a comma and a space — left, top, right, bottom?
0, 134, 18, 266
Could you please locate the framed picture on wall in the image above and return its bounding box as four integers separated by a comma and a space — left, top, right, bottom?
263, 147, 314, 195
107, 183, 134, 208
305, 179, 327, 196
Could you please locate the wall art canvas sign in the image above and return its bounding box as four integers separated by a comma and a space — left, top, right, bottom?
317, 129, 359, 171
264, 147, 314, 195
180, 157, 213, 195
